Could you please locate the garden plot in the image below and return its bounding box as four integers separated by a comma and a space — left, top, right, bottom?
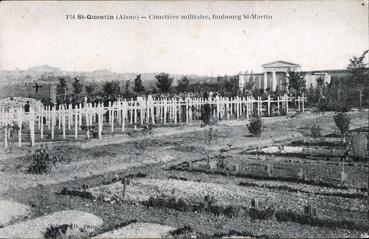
172, 156, 368, 189
0, 200, 31, 227
0, 146, 179, 194
245, 145, 348, 160
0, 210, 103, 238
94, 222, 174, 238
82, 178, 366, 225
290, 138, 344, 148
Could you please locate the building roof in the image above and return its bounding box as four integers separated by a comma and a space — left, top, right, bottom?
261, 60, 300, 68
302, 69, 351, 74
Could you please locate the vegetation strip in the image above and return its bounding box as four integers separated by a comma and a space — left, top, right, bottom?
141, 195, 367, 231
238, 182, 366, 200
168, 166, 368, 192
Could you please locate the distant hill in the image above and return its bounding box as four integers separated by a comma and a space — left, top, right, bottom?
0, 65, 223, 100
0, 66, 213, 87
27, 65, 62, 73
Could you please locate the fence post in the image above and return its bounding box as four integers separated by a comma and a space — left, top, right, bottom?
140, 100, 144, 126
58, 105, 61, 130
62, 105, 66, 139
158, 99, 162, 123
74, 107, 78, 140
174, 98, 178, 124
37, 105, 41, 130
297, 96, 301, 112
79, 103, 82, 130
134, 101, 137, 130
168, 98, 172, 123
286, 94, 289, 114
91, 103, 94, 125
68, 104, 71, 130
122, 100, 126, 132
17, 109, 22, 147
129, 99, 133, 125
302, 93, 305, 112
163, 98, 167, 124
98, 104, 102, 139
47, 106, 51, 130
151, 99, 155, 125
185, 97, 189, 124
29, 107, 35, 146
267, 95, 271, 116
4, 112, 8, 148
51, 106, 55, 139
111, 102, 115, 132
189, 98, 192, 122
40, 106, 44, 140
108, 101, 112, 126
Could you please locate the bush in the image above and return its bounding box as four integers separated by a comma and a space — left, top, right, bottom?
200, 103, 211, 126
279, 107, 287, 116
223, 206, 239, 218
170, 226, 193, 236
249, 208, 275, 220
247, 116, 263, 137
44, 224, 92, 238
28, 147, 58, 174
310, 123, 321, 139
333, 113, 350, 140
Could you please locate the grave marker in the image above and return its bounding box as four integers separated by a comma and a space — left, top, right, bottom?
351, 133, 367, 158
251, 198, 263, 210
303, 204, 317, 217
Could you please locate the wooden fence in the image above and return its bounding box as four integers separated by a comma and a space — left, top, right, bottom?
0, 94, 306, 147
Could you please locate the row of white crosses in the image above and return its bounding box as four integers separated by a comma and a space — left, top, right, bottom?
1, 94, 305, 147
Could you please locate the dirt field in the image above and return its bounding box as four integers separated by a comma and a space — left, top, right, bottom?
0, 111, 368, 238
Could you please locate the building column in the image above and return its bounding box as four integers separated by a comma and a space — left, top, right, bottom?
264, 72, 268, 90
285, 71, 289, 92
272, 71, 277, 91
239, 74, 244, 91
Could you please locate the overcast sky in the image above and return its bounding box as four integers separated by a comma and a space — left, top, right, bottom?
0, 1, 368, 75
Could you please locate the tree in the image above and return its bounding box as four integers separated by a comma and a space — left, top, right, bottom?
244, 80, 255, 93
85, 83, 96, 97
347, 50, 369, 105
333, 112, 350, 143
224, 76, 239, 97
155, 73, 174, 93
347, 50, 369, 85
177, 76, 190, 93
56, 78, 68, 103
287, 71, 306, 96
72, 77, 83, 95
248, 116, 263, 137
102, 81, 120, 99
133, 74, 145, 94
124, 80, 131, 98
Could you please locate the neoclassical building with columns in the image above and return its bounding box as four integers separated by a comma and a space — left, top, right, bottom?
238, 60, 343, 92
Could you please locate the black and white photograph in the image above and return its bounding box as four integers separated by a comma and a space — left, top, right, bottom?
0, 0, 368, 238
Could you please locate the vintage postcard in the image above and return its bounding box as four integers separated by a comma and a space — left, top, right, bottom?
0, 0, 368, 238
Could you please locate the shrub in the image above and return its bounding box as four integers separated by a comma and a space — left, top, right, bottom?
44, 224, 92, 238
132, 122, 153, 155
200, 103, 211, 127
176, 198, 189, 211
247, 116, 263, 137
333, 113, 350, 141
170, 226, 193, 236
310, 123, 321, 139
279, 107, 287, 116
223, 206, 239, 218
249, 208, 275, 220
28, 147, 57, 174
